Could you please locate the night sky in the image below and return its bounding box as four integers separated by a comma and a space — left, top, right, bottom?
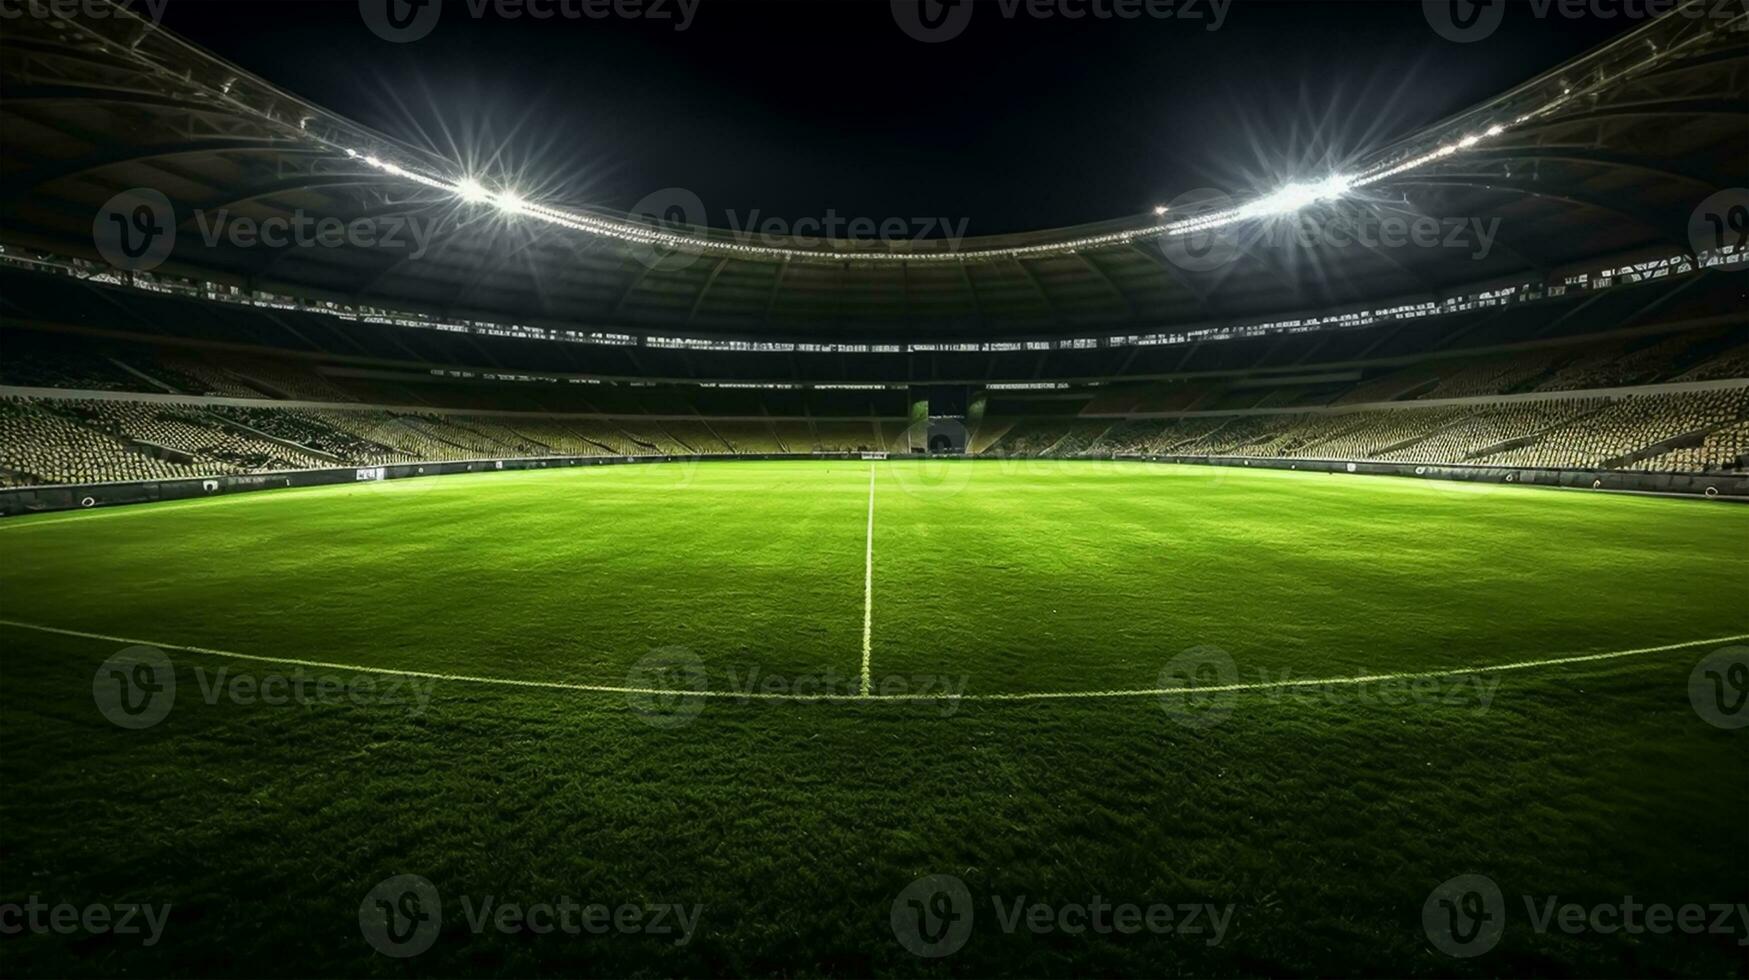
158, 0, 1638, 237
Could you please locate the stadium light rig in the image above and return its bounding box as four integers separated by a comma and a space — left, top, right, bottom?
1155, 116, 1530, 238
343, 103, 1526, 262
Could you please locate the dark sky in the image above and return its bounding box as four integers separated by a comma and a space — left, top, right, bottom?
158, 0, 1638, 237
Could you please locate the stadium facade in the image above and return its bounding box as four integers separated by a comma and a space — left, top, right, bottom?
0, 0, 1745, 511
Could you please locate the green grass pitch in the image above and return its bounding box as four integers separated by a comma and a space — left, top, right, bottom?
1, 460, 1745, 976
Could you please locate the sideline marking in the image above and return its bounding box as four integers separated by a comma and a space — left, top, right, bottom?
3, 619, 1744, 704
861, 463, 876, 696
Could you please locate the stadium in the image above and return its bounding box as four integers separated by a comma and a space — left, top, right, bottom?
0, 0, 1745, 976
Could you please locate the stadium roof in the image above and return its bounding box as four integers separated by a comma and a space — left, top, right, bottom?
1, 1, 1744, 345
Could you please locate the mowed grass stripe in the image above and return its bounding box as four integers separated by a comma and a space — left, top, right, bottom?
861, 462, 877, 696
0, 461, 877, 688
3, 461, 1743, 695
865, 461, 1748, 691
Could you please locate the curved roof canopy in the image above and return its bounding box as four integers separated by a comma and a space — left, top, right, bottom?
1, 1, 1744, 344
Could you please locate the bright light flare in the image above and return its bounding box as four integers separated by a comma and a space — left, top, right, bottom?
1238, 173, 1354, 219
456, 178, 490, 204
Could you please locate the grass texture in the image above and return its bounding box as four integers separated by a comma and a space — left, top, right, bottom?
1, 460, 1744, 977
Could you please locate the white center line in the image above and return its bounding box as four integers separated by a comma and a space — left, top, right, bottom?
860, 462, 877, 696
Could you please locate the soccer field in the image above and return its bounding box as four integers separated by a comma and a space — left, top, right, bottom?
2, 460, 1745, 976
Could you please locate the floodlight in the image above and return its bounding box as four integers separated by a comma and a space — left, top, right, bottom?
1241, 173, 1353, 219
456, 178, 490, 204
1312, 174, 1354, 198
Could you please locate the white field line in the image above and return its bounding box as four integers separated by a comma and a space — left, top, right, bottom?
860, 463, 876, 696
3, 619, 1745, 704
